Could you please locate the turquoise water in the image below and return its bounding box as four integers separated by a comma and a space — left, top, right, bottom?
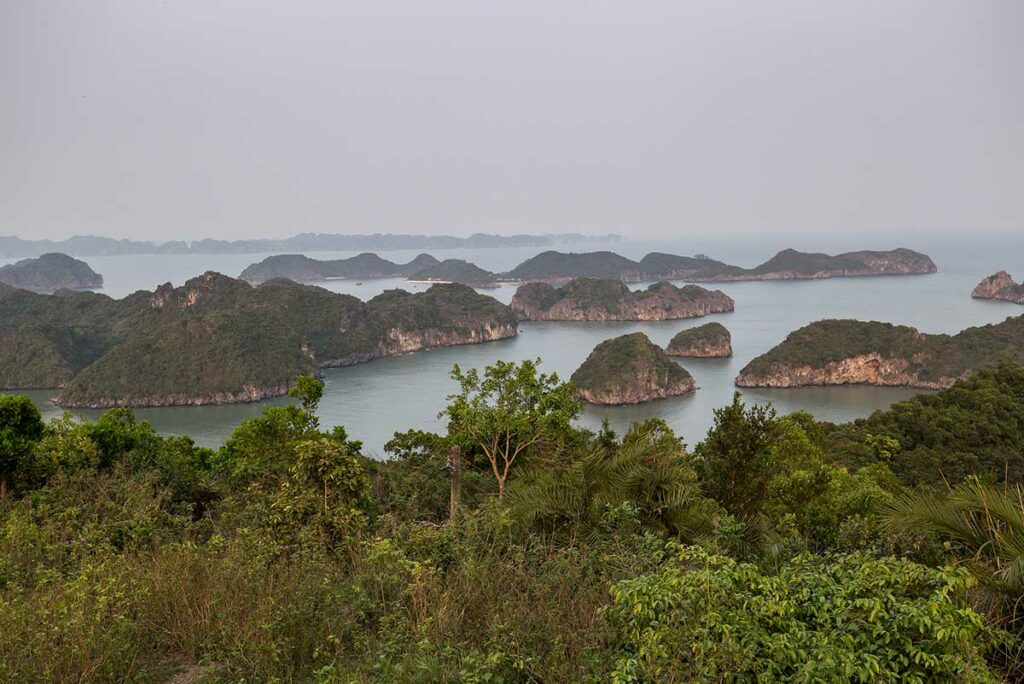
6, 235, 1022, 456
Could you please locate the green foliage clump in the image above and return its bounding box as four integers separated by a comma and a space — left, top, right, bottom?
829, 364, 1024, 486
607, 546, 998, 682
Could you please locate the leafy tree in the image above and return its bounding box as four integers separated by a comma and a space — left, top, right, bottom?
694, 393, 780, 517
509, 426, 717, 540
269, 437, 372, 550
288, 374, 324, 416
607, 546, 997, 682
442, 359, 581, 500
0, 395, 44, 498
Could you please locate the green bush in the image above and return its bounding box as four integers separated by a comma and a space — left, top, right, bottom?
607, 546, 998, 682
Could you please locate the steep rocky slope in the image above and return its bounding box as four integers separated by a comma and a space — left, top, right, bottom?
973, 271, 1024, 304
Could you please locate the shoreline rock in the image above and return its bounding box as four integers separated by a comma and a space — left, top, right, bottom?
972, 271, 1024, 304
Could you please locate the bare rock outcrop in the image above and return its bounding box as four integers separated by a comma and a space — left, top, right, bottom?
972, 271, 1024, 304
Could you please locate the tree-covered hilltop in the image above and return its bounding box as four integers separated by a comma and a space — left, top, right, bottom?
511, 278, 734, 321
823, 364, 1024, 487
571, 332, 695, 404
973, 271, 1024, 304
0, 253, 103, 292
5, 364, 1024, 680
501, 247, 936, 283
667, 321, 733, 357
239, 252, 440, 284
737, 316, 1024, 389
406, 259, 499, 287
744, 247, 937, 279
0, 273, 517, 406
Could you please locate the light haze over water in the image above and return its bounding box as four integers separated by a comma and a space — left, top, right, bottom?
7, 233, 1022, 456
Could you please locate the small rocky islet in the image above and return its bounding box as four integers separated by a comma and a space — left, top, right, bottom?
511, 278, 734, 321
666, 322, 732, 357
0, 253, 103, 292
571, 332, 695, 405
973, 271, 1024, 305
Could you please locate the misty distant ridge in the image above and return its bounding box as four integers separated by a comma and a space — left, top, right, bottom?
0, 232, 622, 259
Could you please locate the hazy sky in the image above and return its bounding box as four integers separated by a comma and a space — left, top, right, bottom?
1, 1, 1022, 242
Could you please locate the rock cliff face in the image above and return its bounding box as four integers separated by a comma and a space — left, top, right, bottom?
735, 318, 1024, 390
736, 353, 961, 389
666, 322, 732, 357
972, 271, 1024, 304
511, 278, 734, 321
320, 321, 516, 367
571, 332, 695, 405
0, 253, 103, 292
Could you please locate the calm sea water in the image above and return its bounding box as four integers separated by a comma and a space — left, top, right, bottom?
6, 234, 1022, 456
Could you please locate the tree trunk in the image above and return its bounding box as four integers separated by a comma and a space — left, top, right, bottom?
497, 475, 506, 501
448, 445, 462, 520
0, 475, 6, 500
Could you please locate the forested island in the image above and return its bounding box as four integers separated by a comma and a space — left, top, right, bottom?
0, 253, 103, 292
571, 332, 695, 404
0, 273, 516, 406
666, 322, 733, 357
0, 232, 621, 258
973, 271, 1024, 304
239, 253, 441, 284
405, 259, 500, 287
4, 359, 1024, 680
239, 246, 935, 289
503, 247, 936, 283
510, 278, 734, 321
736, 316, 1024, 389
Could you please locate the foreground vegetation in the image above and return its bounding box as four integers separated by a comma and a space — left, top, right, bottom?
4, 364, 1024, 681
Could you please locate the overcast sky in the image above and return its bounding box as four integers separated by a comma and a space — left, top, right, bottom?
1, 1, 1021, 242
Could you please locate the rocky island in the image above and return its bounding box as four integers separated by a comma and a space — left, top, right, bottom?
239, 253, 441, 284
735, 317, 1024, 389
570, 332, 695, 404
501, 248, 935, 283
0, 272, 517, 407
511, 278, 734, 321
406, 259, 500, 287
0, 253, 104, 292
973, 271, 1024, 304
666, 322, 732, 357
